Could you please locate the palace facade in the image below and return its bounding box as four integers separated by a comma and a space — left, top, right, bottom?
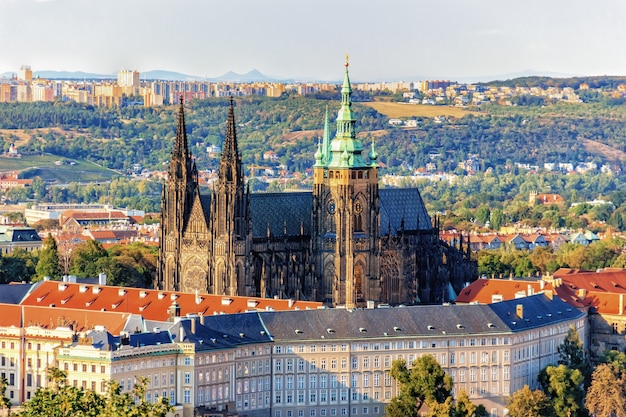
157, 61, 476, 307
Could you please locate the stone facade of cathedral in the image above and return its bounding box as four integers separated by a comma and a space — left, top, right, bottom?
157, 62, 476, 307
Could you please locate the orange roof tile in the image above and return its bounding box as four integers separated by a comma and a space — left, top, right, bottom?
22, 305, 130, 334
0, 304, 130, 334
552, 269, 626, 294
0, 304, 21, 327
21, 281, 322, 322
455, 277, 587, 309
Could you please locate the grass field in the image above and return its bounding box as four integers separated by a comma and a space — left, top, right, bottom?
361, 102, 479, 119
0, 154, 118, 183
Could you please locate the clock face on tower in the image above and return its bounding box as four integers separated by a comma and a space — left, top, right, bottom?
327, 200, 336, 214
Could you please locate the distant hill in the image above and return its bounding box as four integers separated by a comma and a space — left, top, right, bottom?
215, 69, 273, 82
142, 70, 199, 81
0, 68, 281, 82
33, 70, 113, 80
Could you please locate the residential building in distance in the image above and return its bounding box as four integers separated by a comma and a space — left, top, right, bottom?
0, 225, 42, 254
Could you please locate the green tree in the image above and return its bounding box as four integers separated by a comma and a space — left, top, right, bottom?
20, 367, 104, 417
0, 248, 38, 283
0, 376, 11, 416
557, 325, 591, 388
35, 234, 61, 281
475, 206, 490, 225
538, 364, 585, 417
586, 363, 626, 417
69, 240, 108, 278
21, 367, 172, 417
453, 389, 489, 417
31, 176, 46, 200
529, 246, 557, 275
506, 384, 555, 417
386, 355, 453, 417
489, 208, 504, 231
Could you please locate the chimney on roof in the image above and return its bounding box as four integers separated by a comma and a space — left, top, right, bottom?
516, 304, 524, 319
199, 313, 204, 325
540, 280, 545, 290
190, 317, 196, 335
168, 301, 181, 322
98, 273, 107, 285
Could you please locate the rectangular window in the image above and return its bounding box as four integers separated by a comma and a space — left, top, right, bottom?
183, 389, 191, 404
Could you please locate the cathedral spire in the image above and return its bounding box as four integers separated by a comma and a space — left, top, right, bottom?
223, 96, 239, 163
218, 97, 243, 184
324, 55, 366, 168
172, 98, 186, 161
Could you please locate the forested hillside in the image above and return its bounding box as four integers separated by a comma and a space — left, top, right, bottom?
1, 91, 626, 177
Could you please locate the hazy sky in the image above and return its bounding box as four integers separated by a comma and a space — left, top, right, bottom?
1, 0, 625, 82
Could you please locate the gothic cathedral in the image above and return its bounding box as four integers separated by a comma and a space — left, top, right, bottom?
157, 60, 476, 307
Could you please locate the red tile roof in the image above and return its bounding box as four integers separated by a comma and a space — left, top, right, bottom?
21, 281, 322, 322
0, 303, 130, 334
456, 277, 588, 309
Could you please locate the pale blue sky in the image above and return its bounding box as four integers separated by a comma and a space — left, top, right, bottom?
1, 0, 625, 82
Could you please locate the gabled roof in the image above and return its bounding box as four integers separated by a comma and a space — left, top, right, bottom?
379, 188, 433, 234
468, 235, 484, 244
249, 192, 312, 237
20, 281, 322, 322
553, 269, 626, 294
455, 277, 587, 309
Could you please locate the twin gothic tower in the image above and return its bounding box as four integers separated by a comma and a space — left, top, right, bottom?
157, 61, 476, 307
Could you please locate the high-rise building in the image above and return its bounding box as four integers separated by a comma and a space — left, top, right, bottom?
17, 65, 32, 82
158, 61, 476, 307
117, 69, 140, 88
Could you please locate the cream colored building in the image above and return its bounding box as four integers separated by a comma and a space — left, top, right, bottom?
0, 292, 587, 417
118, 69, 140, 88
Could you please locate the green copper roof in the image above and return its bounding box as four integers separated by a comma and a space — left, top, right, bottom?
320, 58, 374, 169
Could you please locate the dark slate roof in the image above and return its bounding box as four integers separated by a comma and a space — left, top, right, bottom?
173, 313, 273, 351
88, 330, 118, 351
489, 294, 584, 332
85, 329, 174, 351
259, 304, 506, 341
0, 282, 37, 304
247, 188, 432, 238
196, 187, 431, 239
199, 194, 213, 221
379, 188, 432, 234
249, 192, 312, 238
0, 227, 41, 242
258, 294, 583, 341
